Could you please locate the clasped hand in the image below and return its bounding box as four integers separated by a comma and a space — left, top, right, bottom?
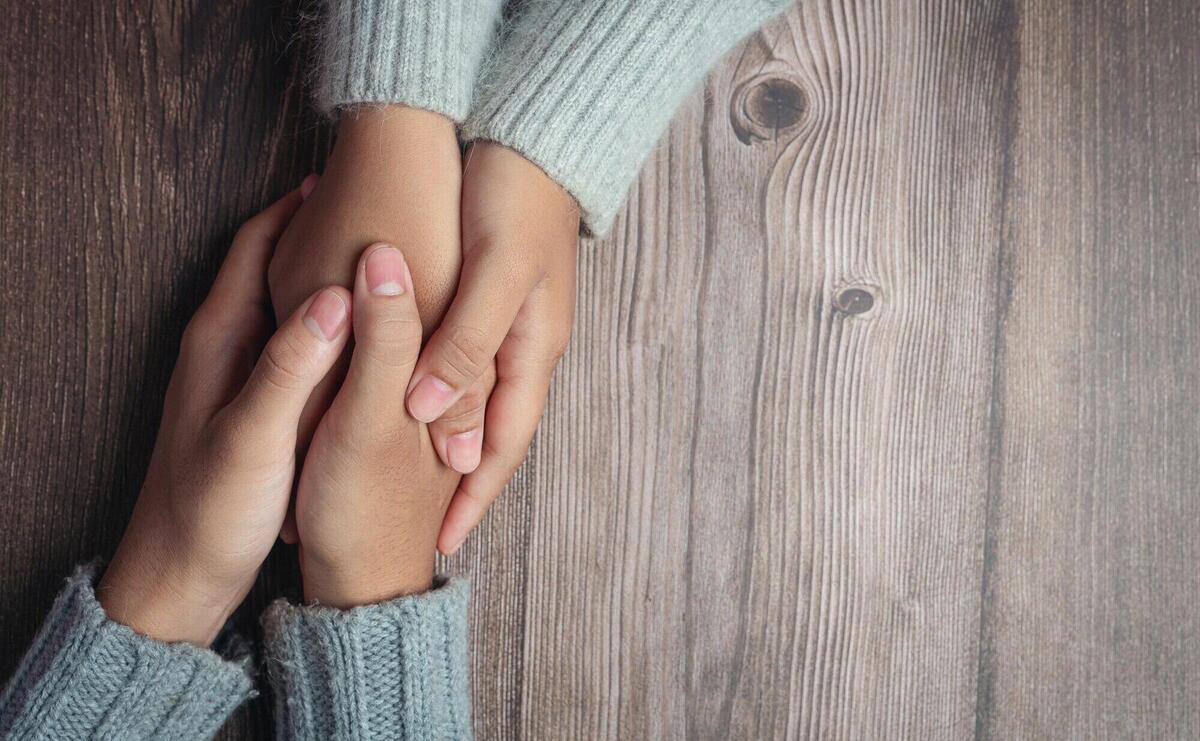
100, 107, 580, 646
268, 107, 580, 556
99, 187, 456, 645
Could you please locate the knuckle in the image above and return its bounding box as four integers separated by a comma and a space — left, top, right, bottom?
235, 214, 271, 244
258, 332, 310, 391
458, 381, 491, 413
482, 435, 528, 475
232, 221, 259, 250
359, 314, 422, 370
437, 389, 488, 427
545, 329, 573, 362
180, 312, 219, 355
205, 418, 248, 461
456, 479, 492, 508
325, 405, 412, 456
438, 326, 490, 381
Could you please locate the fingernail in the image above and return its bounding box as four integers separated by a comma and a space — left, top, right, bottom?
446, 430, 482, 474
300, 174, 319, 201
303, 289, 347, 341
407, 376, 454, 422
365, 245, 407, 296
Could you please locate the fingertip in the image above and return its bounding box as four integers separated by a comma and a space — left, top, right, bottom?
302, 287, 350, 342
361, 243, 411, 297
438, 524, 467, 557
300, 173, 319, 201
437, 488, 483, 555
406, 375, 455, 423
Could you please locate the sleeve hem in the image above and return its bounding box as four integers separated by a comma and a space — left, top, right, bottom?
0, 563, 254, 739
263, 576, 471, 739
311, 0, 504, 122
462, 0, 791, 234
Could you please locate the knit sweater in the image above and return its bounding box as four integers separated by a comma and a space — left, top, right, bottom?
0, 565, 471, 740
315, 0, 791, 234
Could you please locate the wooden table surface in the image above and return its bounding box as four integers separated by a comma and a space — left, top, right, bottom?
2, 1, 1198, 738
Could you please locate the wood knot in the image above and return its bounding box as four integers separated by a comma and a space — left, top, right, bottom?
834, 287, 877, 316
730, 75, 807, 144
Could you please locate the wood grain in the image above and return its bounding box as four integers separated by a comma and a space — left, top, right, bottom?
975, 1, 1200, 737
495, 3, 1012, 738
0, 1, 328, 736
1, 0, 1197, 739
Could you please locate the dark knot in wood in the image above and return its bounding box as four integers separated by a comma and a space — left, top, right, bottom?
834, 287, 876, 316
730, 75, 807, 144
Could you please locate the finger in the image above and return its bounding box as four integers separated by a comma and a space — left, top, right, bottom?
300, 173, 320, 201
205, 183, 310, 318
226, 285, 351, 434
335, 243, 423, 424
175, 182, 314, 413
279, 358, 346, 545
428, 366, 495, 474
437, 356, 554, 555
405, 246, 541, 424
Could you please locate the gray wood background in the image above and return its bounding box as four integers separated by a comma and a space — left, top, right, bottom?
2, 1, 1197, 738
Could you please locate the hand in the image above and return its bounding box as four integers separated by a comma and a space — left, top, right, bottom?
267, 106, 495, 494
405, 142, 580, 554
294, 244, 459, 608
99, 188, 351, 646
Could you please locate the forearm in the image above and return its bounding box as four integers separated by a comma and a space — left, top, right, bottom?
463, 0, 791, 234
269, 105, 464, 339
315, 106, 463, 332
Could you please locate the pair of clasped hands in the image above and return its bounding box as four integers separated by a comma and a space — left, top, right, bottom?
97, 107, 579, 645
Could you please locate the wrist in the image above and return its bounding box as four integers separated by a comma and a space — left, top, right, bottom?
98, 527, 241, 647
299, 545, 436, 610
335, 105, 456, 161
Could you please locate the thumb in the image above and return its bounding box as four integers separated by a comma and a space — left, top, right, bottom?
226, 286, 351, 435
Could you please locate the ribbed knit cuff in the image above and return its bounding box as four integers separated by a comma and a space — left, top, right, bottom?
462, 0, 790, 234
263, 578, 470, 740
0, 564, 254, 740
312, 0, 504, 121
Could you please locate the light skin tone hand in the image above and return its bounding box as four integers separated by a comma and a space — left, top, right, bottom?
410, 142, 580, 555
99, 187, 352, 645
99, 191, 456, 643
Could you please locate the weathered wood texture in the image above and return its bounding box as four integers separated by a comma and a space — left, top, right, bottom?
1, 1, 1196, 739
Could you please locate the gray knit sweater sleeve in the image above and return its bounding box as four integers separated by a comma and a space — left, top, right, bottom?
262, 578, 471, 740
313, 0, 504, 121
461, 0, 792, 234
0, 564, 255, 740
0, 569, 472, 739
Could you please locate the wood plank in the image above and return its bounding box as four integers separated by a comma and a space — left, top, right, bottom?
0, 2, 327, 736
977, 1, 1200, 737
4, 0, 1199, 738
497, 2, 1014, 736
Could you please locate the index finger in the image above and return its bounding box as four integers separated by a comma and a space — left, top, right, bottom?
405, 245, 540, 423
204, 180, 312, 318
